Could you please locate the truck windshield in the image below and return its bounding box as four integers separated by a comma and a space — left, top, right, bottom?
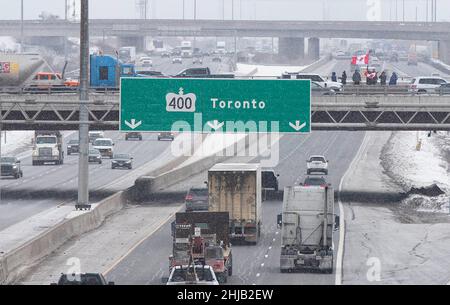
205, 247, 224, 260
36, 137, 56, 144
94, 140, 112, 146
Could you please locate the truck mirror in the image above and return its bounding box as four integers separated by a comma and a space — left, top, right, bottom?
276, 174, 280, 177
334, 215, 340, 231
277, 213, 282, 227
17, 160, 21, 164
161, 277, 169, 284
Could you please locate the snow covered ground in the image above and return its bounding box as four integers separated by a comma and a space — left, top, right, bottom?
382, 131, 449, 214
0, 37, 19, 52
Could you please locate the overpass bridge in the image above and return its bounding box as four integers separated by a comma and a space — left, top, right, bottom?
2, 19, 450, 62
1, 95, 449, 131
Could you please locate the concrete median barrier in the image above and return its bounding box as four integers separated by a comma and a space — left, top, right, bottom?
0, 191, 126, 284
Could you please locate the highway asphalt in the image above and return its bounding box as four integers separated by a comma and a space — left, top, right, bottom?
105, 130, 365, 285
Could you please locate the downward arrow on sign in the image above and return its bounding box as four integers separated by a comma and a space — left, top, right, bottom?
289, 120, 306, 131
207, 120, 224, 130
125, 119, 142, 130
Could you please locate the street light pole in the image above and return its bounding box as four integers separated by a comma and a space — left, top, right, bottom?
232, 0, 234, 20
77, 0, 90, 210
194, 0, 197, 20
402, 0, 405, 22
20, 0, 24, 52
183, 0, 185, 19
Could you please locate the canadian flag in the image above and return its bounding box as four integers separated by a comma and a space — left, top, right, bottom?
351, 53, 369, 65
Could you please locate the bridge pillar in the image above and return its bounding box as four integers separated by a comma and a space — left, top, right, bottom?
278, 37, 305, 63
307, 37, 320, 61
117, 36, 146, 52
438, 40, 450, 65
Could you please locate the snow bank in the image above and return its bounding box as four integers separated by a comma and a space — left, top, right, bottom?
382, 131, 449, 213
236, 63, 306, 77
0, 37, 19, 52
0, 131, 34, 156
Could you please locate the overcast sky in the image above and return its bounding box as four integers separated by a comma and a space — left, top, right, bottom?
0, 0, 448, 21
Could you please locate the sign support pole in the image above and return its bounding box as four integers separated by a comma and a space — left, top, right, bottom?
77, 0, 90, 210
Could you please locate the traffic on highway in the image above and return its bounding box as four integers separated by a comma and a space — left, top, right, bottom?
0, 0, 450, 300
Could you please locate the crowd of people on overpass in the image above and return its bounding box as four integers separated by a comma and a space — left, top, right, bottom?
331, 69, 398, 86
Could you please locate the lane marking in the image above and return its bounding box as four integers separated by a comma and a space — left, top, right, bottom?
335, 132, 370, 285
103, 205, 183, 276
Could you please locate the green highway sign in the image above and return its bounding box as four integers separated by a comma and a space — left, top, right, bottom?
120, 78, 311, 133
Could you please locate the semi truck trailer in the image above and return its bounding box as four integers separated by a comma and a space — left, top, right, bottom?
279, 185, 335, 273
208, 163, 262, 244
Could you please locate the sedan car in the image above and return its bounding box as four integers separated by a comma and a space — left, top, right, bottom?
88, 149, 102, 164
212, 56, 222, 62
67, 139, 79, 155
172, 57, 182, 64
302, 175, 328, 187
125, 132, 142, 141
185, 187, 208, 212
1, 157, 23, 179
161, 51, 171, 58
158, 132, 175, 141
111, 154, 133, 169
306, 155, 329, 175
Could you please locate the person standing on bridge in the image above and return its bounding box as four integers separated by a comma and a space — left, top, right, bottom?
331, 72, 337, 82
340, 71, 347, 85
380, 71, 387, 86
389, 72, 398, 85
352, 70, 361, 85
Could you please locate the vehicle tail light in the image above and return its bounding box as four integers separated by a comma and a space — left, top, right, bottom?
185, 194, 193, 201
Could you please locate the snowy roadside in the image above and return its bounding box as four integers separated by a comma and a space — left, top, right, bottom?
381, 131, 449, 214
0, 131, 34, 156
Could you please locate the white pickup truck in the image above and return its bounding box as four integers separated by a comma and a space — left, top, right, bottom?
306, 155, 328, 175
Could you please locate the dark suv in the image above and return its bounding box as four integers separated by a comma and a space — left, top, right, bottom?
1, 157, 23, 179
67, 139, 79, 155
185, 187, 209, 212
262, 170, 279, 191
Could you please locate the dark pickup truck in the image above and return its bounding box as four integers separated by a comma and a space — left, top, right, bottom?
173, 67, 234, 78
1, 157, 23, 179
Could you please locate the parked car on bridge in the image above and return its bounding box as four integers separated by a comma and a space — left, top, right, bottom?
409, 76, 447, 94
435, 83, 450, 95
1, 157, 23, 179
311, 81, 337, 96
282, 73, 343, 91
192, 57, 203, 64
